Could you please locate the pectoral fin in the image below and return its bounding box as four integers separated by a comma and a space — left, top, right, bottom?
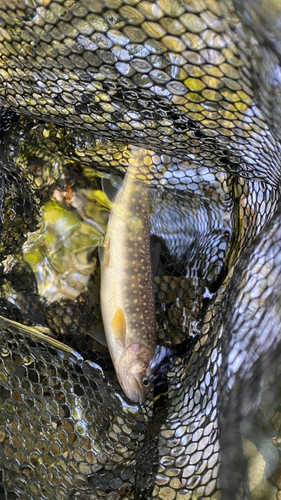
111, 307, 126, 347
87, 322, 108, 347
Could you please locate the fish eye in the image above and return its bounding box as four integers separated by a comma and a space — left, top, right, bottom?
142, 378, 149, 387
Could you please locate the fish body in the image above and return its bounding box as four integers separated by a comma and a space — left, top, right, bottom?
99, 148, 156, 403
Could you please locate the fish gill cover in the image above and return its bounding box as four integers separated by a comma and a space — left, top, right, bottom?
0, 0, 279, 499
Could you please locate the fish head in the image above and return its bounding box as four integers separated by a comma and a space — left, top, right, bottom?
117, 343, 154, 403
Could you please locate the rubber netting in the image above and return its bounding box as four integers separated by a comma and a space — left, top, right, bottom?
0, 1, 280, 499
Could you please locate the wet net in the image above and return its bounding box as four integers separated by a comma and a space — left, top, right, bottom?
0, 1, 280, 499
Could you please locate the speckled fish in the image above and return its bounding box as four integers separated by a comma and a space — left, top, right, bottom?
99, 148, 156, 403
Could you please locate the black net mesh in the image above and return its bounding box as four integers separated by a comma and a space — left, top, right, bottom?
0, 1, 279, 499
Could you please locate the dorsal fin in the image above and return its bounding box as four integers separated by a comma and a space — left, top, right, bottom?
150, 234, 162, 279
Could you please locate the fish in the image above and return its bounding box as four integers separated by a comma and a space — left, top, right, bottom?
99, 147, 156, 403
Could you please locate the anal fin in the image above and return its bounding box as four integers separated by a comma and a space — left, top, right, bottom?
102, 177, 121, 204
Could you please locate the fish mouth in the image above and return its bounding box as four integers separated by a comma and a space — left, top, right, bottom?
126, 376, 146, 403
118, 344, 154, 403
120, 374, 148, 403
